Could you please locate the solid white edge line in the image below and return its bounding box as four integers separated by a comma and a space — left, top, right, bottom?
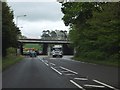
74, 78, 88, 81
63, 58, 97, 65
51, 67, 62, 75
93, 79, 119, 90
84, 84, 105, 88
60, 66, 78, 74
70, 80, 85, 90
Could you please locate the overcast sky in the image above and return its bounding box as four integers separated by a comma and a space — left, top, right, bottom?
7, 0, 70, 39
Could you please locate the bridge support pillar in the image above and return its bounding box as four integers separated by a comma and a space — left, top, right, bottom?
43, 44, 48, 55
63, 44, 74, 55
47, 44, 51, 57
19, 43, 23, 55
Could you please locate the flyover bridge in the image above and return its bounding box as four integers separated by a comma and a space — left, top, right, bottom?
18, 39, 72, 44
17, 39, 74, 55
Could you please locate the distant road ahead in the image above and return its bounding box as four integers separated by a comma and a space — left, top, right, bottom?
2, 56, 119, 90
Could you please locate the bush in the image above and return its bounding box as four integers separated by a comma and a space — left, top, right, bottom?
81, 51, 107, 60
6, 47, 16, 56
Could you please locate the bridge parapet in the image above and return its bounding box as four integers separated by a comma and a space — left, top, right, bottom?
18, 39, 72, 44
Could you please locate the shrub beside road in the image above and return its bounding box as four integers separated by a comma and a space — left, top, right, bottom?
2, 55, 23, 71
74, 57, 120, 67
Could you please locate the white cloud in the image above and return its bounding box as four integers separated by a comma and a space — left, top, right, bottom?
19, 20, 69, 39
7, 1, 69, 39
8, 2, 63, 21
7, 0, 57, 2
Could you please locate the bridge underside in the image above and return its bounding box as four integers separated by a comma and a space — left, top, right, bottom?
17, 39, 74, 55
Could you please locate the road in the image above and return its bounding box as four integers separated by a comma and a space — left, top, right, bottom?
2, 55, 119, 89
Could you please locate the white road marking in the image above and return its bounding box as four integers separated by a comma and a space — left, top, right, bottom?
41, 60, 44, 63
61, 71, 69, 72
62, 58, 97, 65
70, 80, 85, 90
93, 79, 119, 90
50, 63, 55, 66
60, 66, 78, 74
54, 67, 59, 69
84, 84, 105, 88
65, 74, 75, 75
51, 67, 62, 75
74, 78, 88, 81
44, 62, 49, 66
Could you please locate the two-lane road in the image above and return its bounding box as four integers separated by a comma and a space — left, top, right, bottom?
2, 56, 119, 90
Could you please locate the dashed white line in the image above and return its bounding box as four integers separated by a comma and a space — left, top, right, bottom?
44, 62, 49, 66
70, 80, 85, 90
74, 78, 88, 81
60, 66, 78, 74
51, 67, 62, 75
50, 63, 55, 66
93, 79, 119, 90
41, 60, 44, 62
84, 84, 105, 88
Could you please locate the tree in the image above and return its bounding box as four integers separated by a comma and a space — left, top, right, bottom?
61, 2, 120, 60
2, 2, 21, 57
41, 30, 68, 40
50, 31, 57, 40
41, 30, 51, 40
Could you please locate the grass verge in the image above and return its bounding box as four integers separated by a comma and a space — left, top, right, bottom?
0, 57, 2, 72
74, 57, 120, 67
2, 55, 24, 71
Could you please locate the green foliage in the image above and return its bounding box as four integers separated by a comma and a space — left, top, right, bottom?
41, 30, 68, 40
61, 2, 120, 62
6, 47, 16, 56
2, 55, 23, 71
23, 44, 43, 50
2, 2, 21, 57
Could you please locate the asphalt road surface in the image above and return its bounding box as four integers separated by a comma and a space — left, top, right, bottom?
2, 55, 119, 90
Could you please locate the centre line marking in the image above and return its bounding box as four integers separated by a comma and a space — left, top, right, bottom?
93, 79, 119, 90
70, 80, 85, 90
51, 67, 62, 75
74, 78, 88, 81
84, 84, 105, 88
60, 66, 78, 74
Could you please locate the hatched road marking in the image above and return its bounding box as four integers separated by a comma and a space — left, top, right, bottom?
70, 80, 85, 90
74, 78, 88, 81
84, 84, 105, 88
51, 67, 62, 75
93, 79, 119, 90
60, 66, 78, 74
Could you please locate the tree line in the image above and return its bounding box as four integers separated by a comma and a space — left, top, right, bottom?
41, 30, 68, 40
2, 2, 21, 57
61, 2, 120, 60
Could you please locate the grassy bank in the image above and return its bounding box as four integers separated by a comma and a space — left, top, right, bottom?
2, 55, 23, 71
0, 58, 2, 72
74, 57, 120, 67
